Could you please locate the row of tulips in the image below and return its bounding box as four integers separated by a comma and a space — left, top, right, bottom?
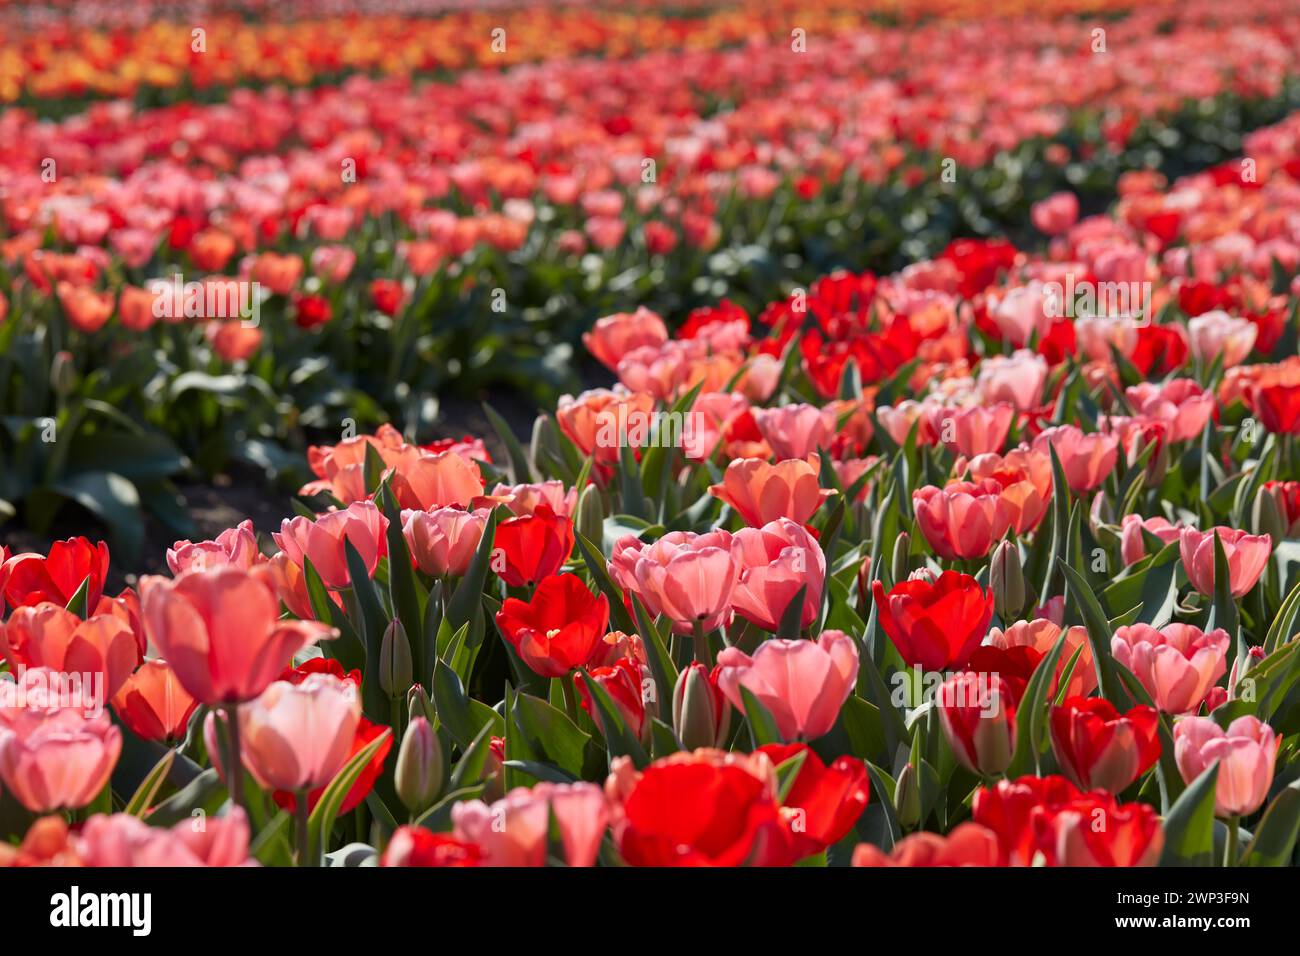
6, 101, 1300, 865
6, 0, 1300, 558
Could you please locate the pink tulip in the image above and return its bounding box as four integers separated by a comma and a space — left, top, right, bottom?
1174, 716, 1279, 817
987, 618, 1096, 698
608, 531, 736, 635
76, 808, 254, 866
390, 451, 484, 511
1125, 379, 1215, 444
730, 519, 826, 632
877, 399, 939, 447
273, 500, 388, 590
1111, 623, 1229, 714
707, 455, 835, 528
715, 630, 859, 741
167, 519, 263, 575
1120, 515, 1183, 566
0, 705, 121, 812
1179, 526, 1272, 598
140, 565, 335, 705
492, 480, 577, 518
976, 350, 1048, 410
1031, 192, 1079, 236
402, 507, 489, 577
991, 284, 1053, 346
451, 782, 608, 867
238, 673, 361, 792
913, 480, 1011, 561
1032, 425, 1119, 493
752, 403, 838, 460
1187, 311, 1257, 369
929, 403, 1015, 457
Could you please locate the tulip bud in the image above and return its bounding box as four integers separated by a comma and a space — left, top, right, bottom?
937, 672, 1016, 776
51, 350, 77, 398
575, 482, 604, 546
672, 662, 731, 750
894, 762, 921, 829
379, 619, 413, 698
530, 414, 559, 474
1252, 486, 1286, 544
394, 716, 443, 814
890, 532, 910, 586
990, 540, 1025, 620
407, 683, 434, 723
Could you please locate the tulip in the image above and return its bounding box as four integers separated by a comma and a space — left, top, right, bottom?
492, 480, 578, 518
1032, 425, 1119, 493
1251, 382, 1300, 435
1039, 793, 1164, 866
962, 448, 1053, 535
494, 573, 609, 678
389, 451, 484, 511
1119, 514, 1182, 566
452, 783, 608, 867
1187, 311, 1257, 368
379, 619, 413, 698
1174, 715, 1279, 817
707, 455, 835, 528
1178, 526, 1272, 598
751, 403, 838, 460
913, 480, 1011, 561
491, 505, 574, 588
395, 717, 444, 815
239, 673, 361, 794
0, 603, 140, 699
74, 808, 254, 867
852, 823, 1005, 867
672, 662, 731, 750
872, 570, 993, 672
167, 519, 262, 575
575, 657, 651, 742
976, 350, 1048, 410
1031, 192, 1079, 236
583, 307, 670, 371
988, 618, 1096, 698
607, 750, 784, 866
1125, 378, 1215, 443
990, 540, 1025, 620
0, 706, 122, 812
929, 403, 1015, 458
730, 519, 826, 632
110, 659, 199, 743
756, 743, 869, 860
381, 828, 482, 867
715, 631, 858, 741
990, 283, 1054, 346
2, 536, 109, 610
973, 774, 1082, 865
1111, 623, 1229, 714
1050, 697, 1161, 793
936, 671, 1016, 776
608, 530, 737, 635
273, 500, 389, 591
402, 507, 489, 577
140, 566, 336, 705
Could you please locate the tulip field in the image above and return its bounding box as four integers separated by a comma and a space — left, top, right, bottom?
6, 1, 1300, 898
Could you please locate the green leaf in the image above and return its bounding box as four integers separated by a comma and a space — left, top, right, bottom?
446, 508, 499, 634
307, 727, 393, 865
1007, 627, 1069, 777
776, 583, 808, 640
1060, 562, 1127, 707
511, 692, 592, 779
1159, 762, 1220, 866
1241, 778, 1300, 866
483, 402, 535, 485
124, 748, 176, 818
578, 667, 648, 767
739, 686, 784, 747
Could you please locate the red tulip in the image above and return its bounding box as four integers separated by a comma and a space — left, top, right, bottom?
972, 774, 1081, 866
575, 657, 649, 741
1252, 382, 1300, 435
2, 537, 109, 611
0, 602, 140, 699
871, 570, 993, 672
381, 827, 482, 867
608, 750, 785, 866
1050, 697, 1160, 793
492, 505, 575, 588
756, 743, 869, 860
1035, 792, 1164, 866
495, 573, 609, 678
110, 659, 199, 743
937, 671, 1017, 775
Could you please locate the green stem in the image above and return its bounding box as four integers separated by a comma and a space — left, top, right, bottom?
693, 621, 715, 669
296, 791, 313, 867
225, 704, 244, 811
560, 674, 579, 723
1225, 815, 1239, 867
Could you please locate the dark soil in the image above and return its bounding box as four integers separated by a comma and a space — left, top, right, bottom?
0, 387, 548, 591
